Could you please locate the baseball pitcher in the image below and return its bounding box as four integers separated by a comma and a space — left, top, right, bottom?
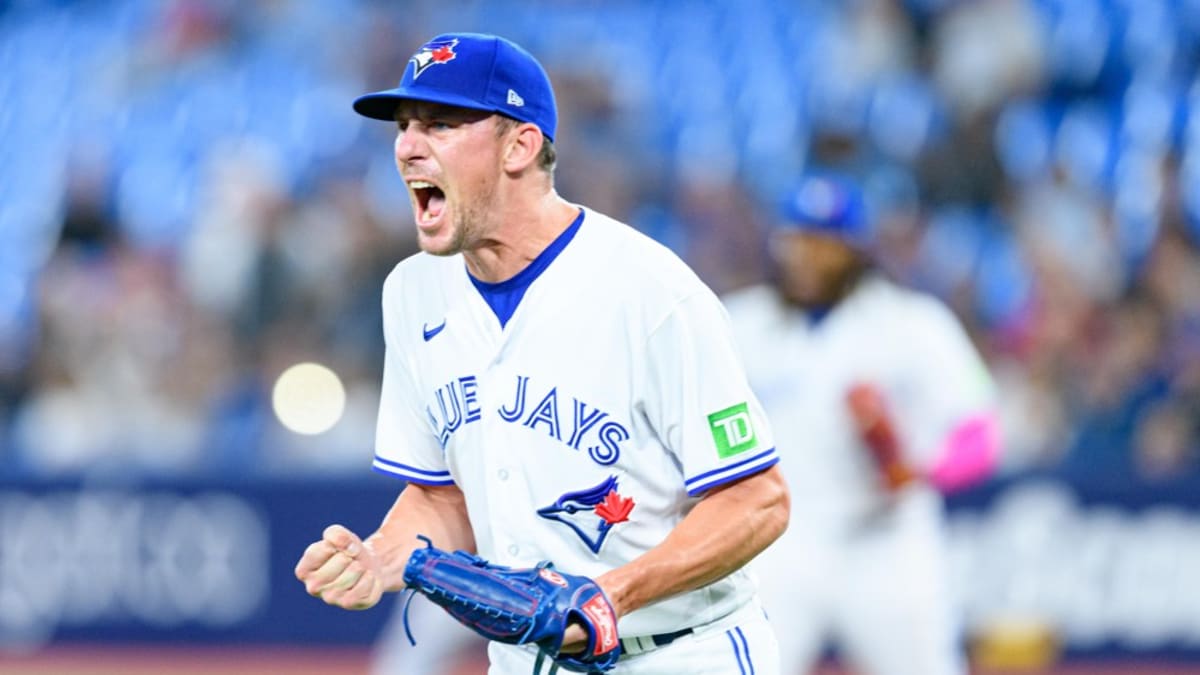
294, 32, 790, 675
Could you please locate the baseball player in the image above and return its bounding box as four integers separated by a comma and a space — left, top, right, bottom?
725, 175, 1000, 675
294, 32, 789, 674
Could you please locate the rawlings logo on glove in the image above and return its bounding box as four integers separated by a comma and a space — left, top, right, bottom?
402, 536, 622, 673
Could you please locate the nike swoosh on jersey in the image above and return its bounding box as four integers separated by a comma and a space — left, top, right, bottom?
422, 320, 446, 341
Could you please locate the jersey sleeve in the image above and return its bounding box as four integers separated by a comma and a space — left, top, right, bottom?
373, 274, 454, 486
898, 298, 997, 468
641, 291, 779, 497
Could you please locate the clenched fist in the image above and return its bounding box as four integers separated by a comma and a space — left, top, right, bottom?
295, 524, 384, 610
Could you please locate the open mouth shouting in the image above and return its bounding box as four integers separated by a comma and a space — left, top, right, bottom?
407, 179, 447, 229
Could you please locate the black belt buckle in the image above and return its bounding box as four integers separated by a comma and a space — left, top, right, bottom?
650, 627, 693, 648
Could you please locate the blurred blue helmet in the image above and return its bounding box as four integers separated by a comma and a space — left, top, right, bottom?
778, 173, 870, 246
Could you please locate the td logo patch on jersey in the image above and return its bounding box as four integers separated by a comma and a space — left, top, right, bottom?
707, 402, 757, 459
537, 476, 635, 554
409, 38, 458, 79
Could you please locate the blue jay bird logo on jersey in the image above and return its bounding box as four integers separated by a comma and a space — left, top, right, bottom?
409, 38, 458, 79
537, 476, 635, 554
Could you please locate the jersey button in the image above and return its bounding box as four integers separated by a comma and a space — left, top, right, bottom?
497, 468, 509, 480
508, 544, 519, 556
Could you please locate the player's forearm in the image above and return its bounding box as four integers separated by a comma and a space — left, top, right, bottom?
597, 465, 789, 616
366, 482, 476, 593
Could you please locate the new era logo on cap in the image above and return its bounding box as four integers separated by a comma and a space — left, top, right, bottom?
506, 89, 524, 107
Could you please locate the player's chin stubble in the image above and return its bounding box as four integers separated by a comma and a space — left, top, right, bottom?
419, 220, 469, 257
418, 188, 495, 258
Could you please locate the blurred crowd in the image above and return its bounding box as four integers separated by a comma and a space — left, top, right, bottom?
0, 0, 1197, 483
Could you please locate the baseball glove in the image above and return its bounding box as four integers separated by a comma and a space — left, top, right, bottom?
402, 536, 622, 673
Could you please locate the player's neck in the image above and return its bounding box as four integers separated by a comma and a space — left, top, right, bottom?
462, 191, 579, 283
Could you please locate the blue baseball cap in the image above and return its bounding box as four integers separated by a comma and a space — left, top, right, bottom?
353, 33, 558, 142
778, 174, 870, 245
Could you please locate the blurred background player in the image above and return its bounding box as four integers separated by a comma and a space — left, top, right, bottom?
725, 174, 1001, 675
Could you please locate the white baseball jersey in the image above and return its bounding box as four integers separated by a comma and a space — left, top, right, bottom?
374, 207, 778, 641
725, 275, 994, 675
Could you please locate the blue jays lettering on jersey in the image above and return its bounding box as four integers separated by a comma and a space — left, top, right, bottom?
423, 373, 629, 464
374, 208, 779, 637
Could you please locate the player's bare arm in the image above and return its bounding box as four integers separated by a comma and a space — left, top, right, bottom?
597, 464, 789, 616
294, 482, 474, 610
367, 481, 476, 591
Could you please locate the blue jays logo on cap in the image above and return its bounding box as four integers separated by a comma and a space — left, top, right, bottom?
537, 476, 635, 554
410, 38, 458, 80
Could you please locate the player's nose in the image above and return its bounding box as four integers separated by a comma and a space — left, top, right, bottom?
393, 125, 427, 166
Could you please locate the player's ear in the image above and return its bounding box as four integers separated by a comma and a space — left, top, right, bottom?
501, 122, 544, 174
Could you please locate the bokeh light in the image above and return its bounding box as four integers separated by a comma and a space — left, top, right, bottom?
271, 362, 346, 436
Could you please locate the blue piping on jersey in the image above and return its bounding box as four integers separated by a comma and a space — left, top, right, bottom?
371, 465, 456, 485
686, 456, 779, 496
372, 456, 456, 485
736, 627, 756, 675
684, 447, 777, 488
685, 449, 779, 497
373, 456, 452, 477
468, 209, 585, 328
727, 630, 748, 675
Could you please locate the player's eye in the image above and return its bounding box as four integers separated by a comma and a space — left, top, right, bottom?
396, 120, 410, 132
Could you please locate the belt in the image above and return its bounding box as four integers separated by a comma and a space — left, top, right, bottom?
619, 626, 694, 656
